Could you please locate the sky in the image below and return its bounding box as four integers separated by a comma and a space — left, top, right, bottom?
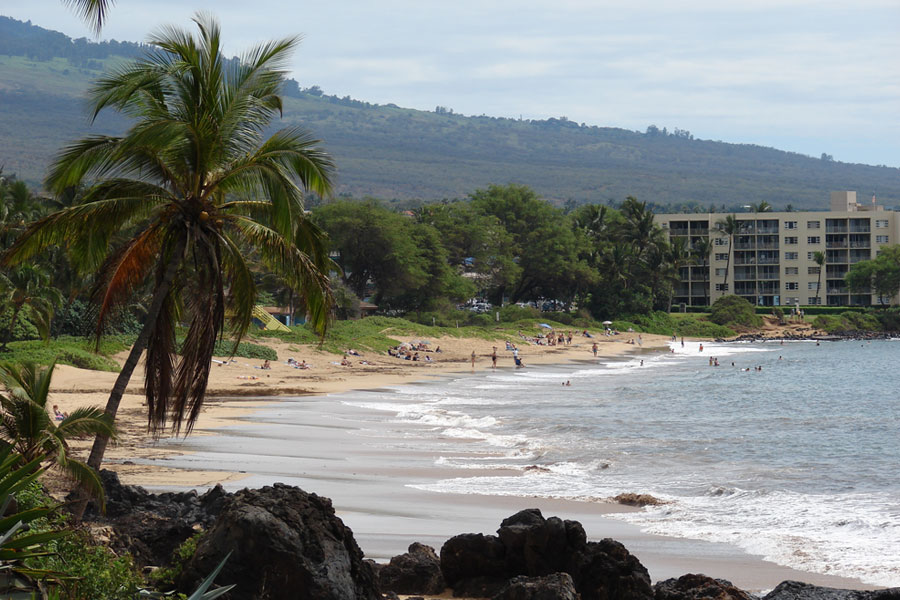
6, 1, 899, 167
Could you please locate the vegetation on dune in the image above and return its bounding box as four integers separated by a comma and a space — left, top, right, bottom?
709, 295, 763, 329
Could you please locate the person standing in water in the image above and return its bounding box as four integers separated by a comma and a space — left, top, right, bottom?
491, 347, 498, 369
471, 351, 476, 369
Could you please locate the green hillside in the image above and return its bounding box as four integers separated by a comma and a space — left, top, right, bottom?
1, 16, 898, 211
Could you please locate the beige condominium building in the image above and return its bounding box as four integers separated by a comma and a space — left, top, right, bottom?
655, 192, 900, 308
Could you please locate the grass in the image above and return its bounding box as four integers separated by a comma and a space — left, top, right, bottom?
0, 336, 131, 371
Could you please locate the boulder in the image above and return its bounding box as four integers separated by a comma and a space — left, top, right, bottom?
763, 581, 900, 600
79, 470, 228, 568
441, 510, 652, 600
493, 573, 581, 600
177, 483, 379, 600
378, 543, 445, 595
654, 574, 754, 600
566, 538, 652, 600
441, 532, 509, 587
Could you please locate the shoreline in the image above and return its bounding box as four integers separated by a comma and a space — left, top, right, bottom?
48, 330, 881, 592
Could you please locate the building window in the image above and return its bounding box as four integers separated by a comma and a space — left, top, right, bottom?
715, 253, 728, 261
715, 283, 729, 292
808, 297, 821, 305
876, 219, 889, 228
785, 252, 798, 260
808, 281, 819, 290
785, 282, 798, 290
807, 221, 820, 229
784, 236, 798, 244
785, 267, 798, 275
784, 221, 798, 230
808, 266, 820, 275
807, 252, 815, 260
807, 236, 820, 244
876, 235, 889, 243
785, 297, 798, 305
715, 268, 727, 276
714, 238, 729, 245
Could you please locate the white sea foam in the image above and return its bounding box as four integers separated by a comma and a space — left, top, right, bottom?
613, 488, 900, 587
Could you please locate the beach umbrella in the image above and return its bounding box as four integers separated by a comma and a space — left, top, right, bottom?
538, 323, 553, 329
602, 320, 613, 325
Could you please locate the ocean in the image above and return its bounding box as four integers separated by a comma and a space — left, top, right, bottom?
155, 339, 900, 587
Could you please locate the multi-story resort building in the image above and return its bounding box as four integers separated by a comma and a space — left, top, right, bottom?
655, 192, 899, 308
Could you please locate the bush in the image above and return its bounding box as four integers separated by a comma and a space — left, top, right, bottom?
498, 304, 540, 322
709, 295, 762, 328
209, 340, 278, 361
16, 482, 144, 599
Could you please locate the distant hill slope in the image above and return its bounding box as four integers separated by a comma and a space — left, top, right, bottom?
1, 16, 898, 211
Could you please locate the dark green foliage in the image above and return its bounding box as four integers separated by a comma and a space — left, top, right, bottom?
709, 295, 763, 328
15, 481, 144, 600
813, 311, 881, 333
149, 531, 204, 591
613, 311, 735, 338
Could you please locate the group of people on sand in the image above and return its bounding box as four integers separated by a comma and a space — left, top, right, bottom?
286, 357, 311, 369
387, 346, 434, 362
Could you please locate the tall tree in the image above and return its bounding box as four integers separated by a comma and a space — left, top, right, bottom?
2, 15, 335, 478
813, 250, 826, 305
0, 264, 63, 349
692, 236, 713, 306
715, 215, 742, 293
846, 245, 900, 304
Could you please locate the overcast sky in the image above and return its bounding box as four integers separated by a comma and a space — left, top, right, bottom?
6, 1, 899, 166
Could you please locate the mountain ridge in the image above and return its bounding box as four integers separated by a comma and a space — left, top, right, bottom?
1, 15, 898, 211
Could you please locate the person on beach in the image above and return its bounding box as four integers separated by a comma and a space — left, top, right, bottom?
514, 355, 524, 368
52, 405, 67, 420
471, 350, 476, 368
592, 342, 598, 357
261, 359, 270, 370
680, 337, 684, 347
491, 347, 498, 369
699, 343, 703, 352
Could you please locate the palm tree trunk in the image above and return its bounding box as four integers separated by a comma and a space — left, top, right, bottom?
74, 238, 185, 519
815, 269, 822, 306
723, 240, 732, 294
0, 304, 22, 350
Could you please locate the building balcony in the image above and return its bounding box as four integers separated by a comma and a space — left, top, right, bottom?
734, 243, 756, 250
850, 226, 871, 233
826, 241, 848, 249
757, 257, 780, 265
756, 227, 779, 234
826, 226, 848, 233
849, 241, 870, 249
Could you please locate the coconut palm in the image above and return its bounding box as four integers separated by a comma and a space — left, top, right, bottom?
813, 250, 826, 305
62, 0, 113, 34
715, 215, 742, 293
0, 361, 115, 500
0, 264, 64, 350
691, 236, 714, 306
1, 14, 335, 479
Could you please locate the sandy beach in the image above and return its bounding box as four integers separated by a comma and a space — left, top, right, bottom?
46, 325, 874, 594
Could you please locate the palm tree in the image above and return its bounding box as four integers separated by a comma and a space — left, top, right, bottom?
715, 215, 742, 294
0, 264, 64, 350
813, 250, 826, 305
692, 237, 713, 306
664, 237, 690, 310
62, 0, 112, 34
2, 15, 335, 478
0, 361, 115, 500
753, 201, 772, 213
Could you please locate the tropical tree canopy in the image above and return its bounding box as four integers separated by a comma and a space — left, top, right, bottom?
2, 14, 335, 439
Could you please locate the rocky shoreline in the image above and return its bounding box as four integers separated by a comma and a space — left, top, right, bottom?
86, 473, 898, 600
725, 330, 896, 343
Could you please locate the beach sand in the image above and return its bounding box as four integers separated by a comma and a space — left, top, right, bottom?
46, 326, 871, 593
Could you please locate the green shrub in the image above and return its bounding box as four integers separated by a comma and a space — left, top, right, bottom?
468, 313, 496, 327
16, 482, 143, 600
709, 295, 762, 328
149, 531, 204, 590
209, 340, 278, 361
498, 304, 540, 322
0, 337, 125, 371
